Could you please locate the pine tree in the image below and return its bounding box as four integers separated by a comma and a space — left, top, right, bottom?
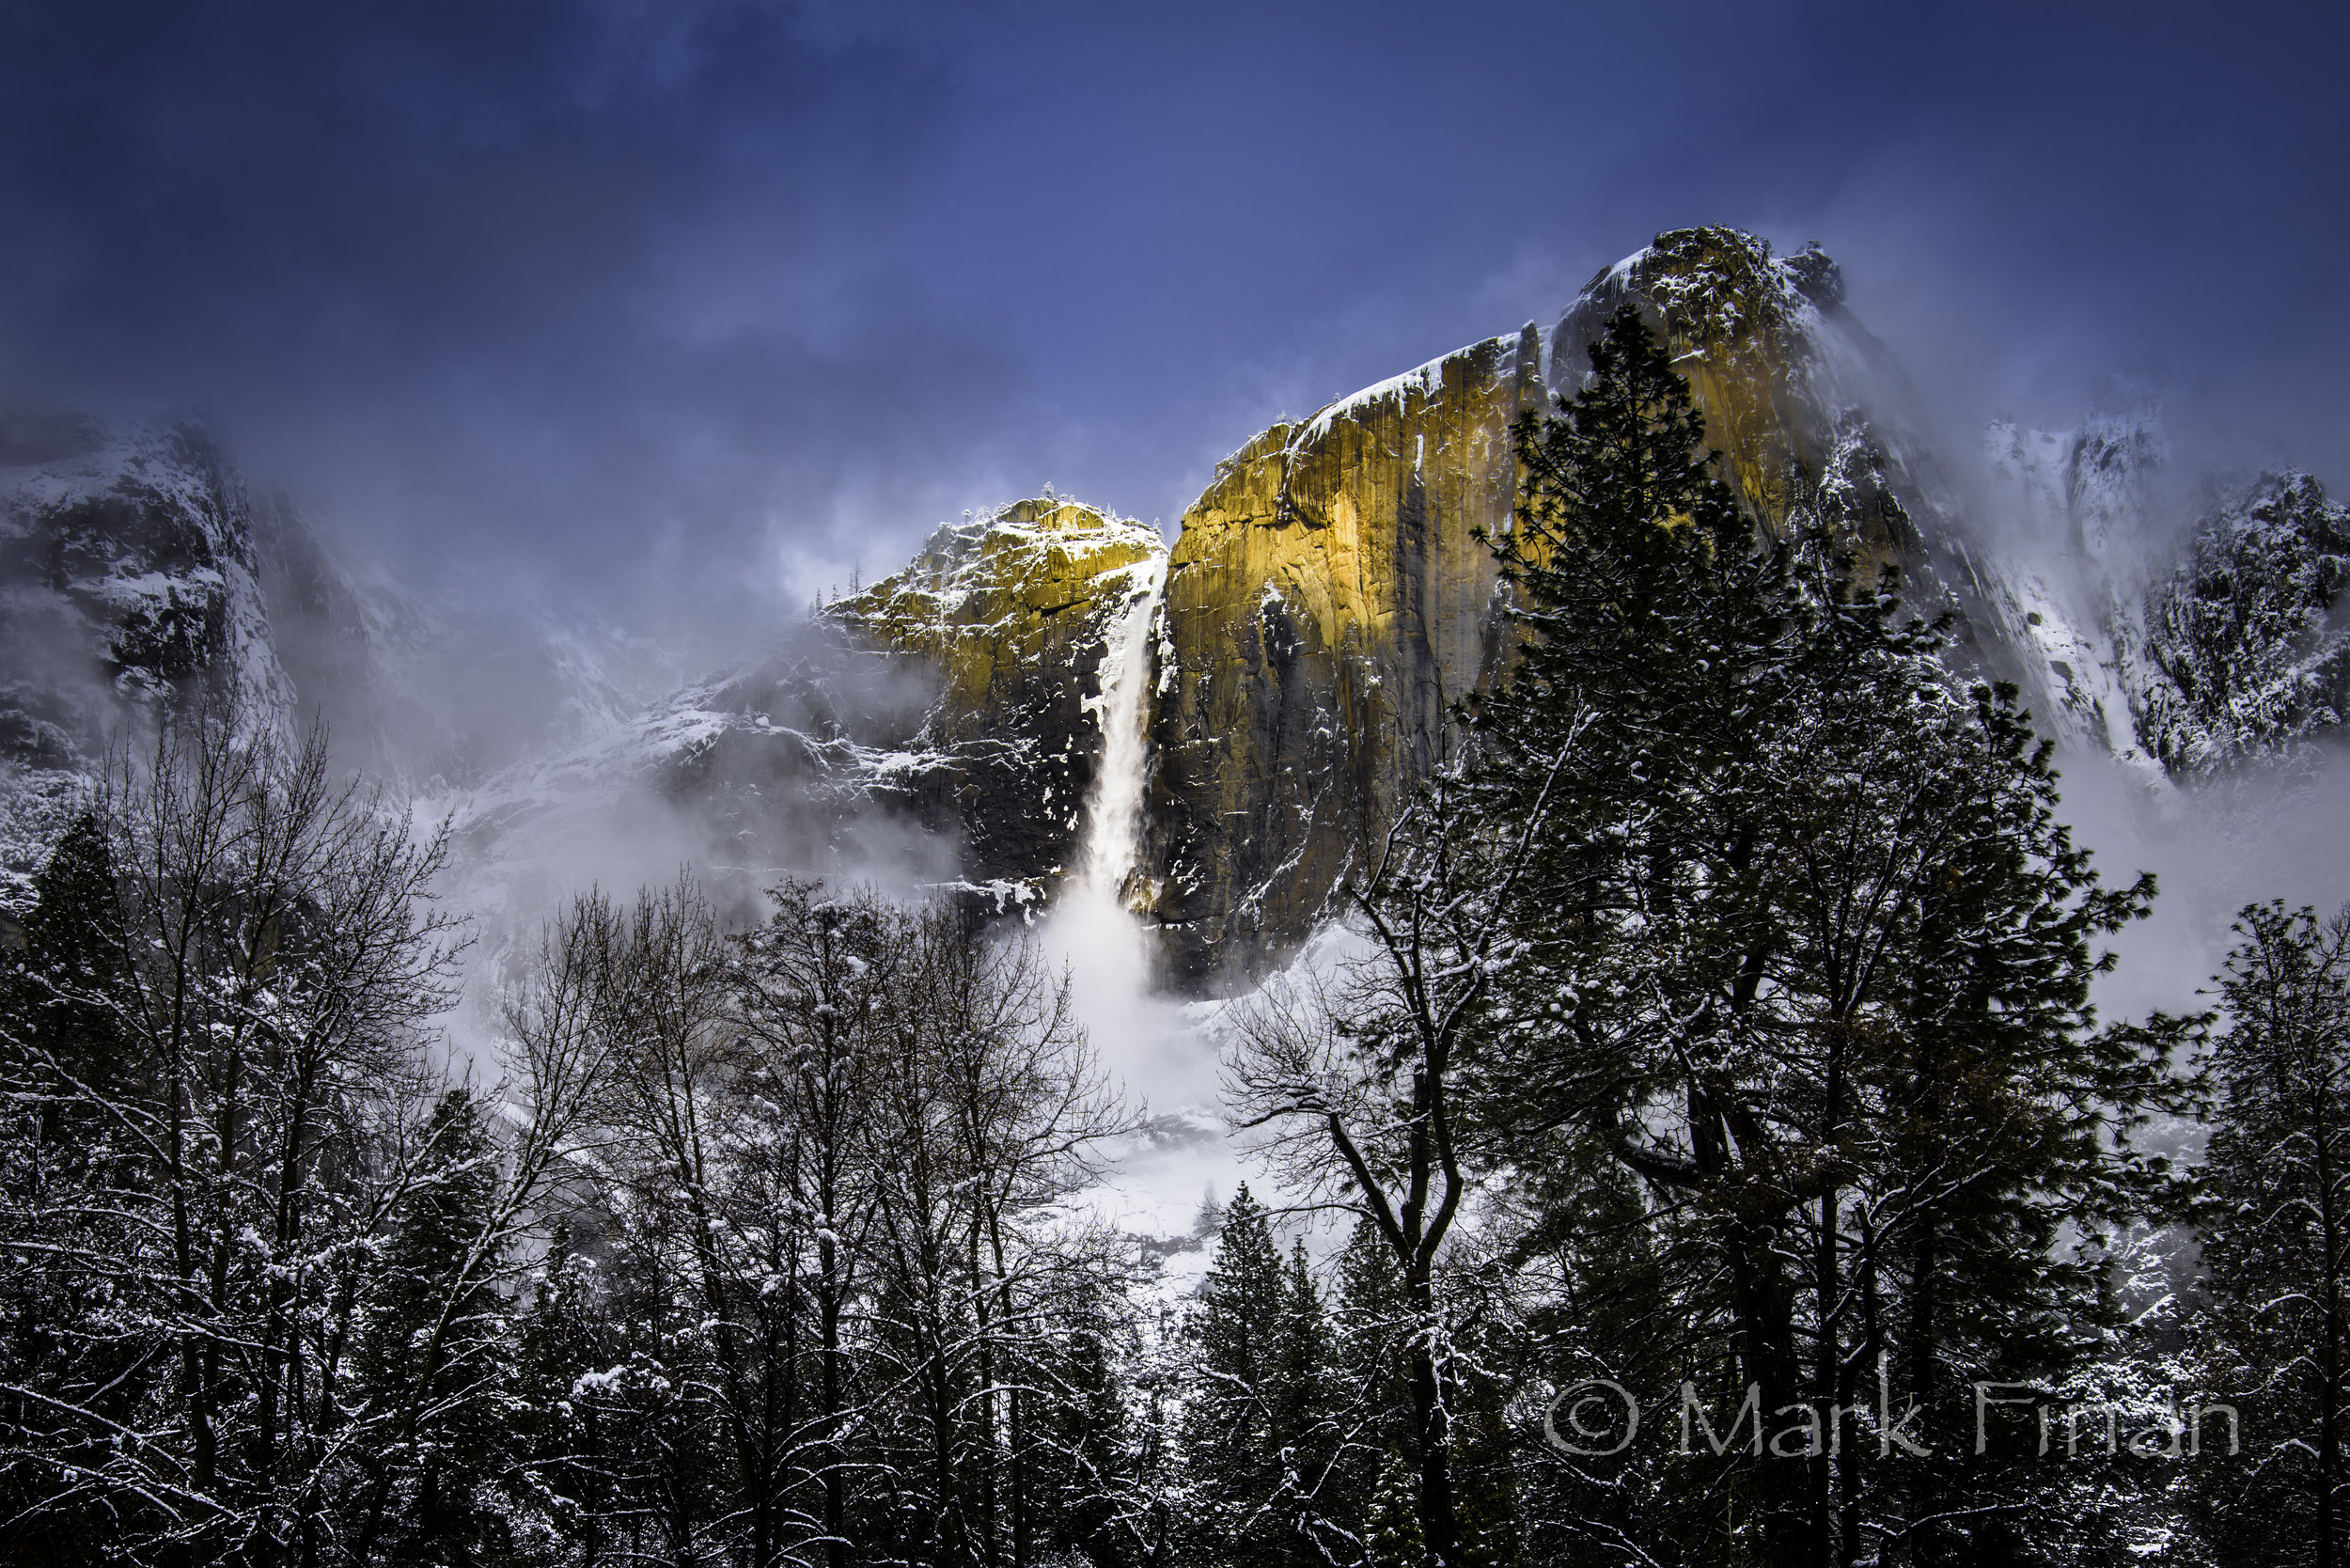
9, 810, 132, 1109
0, 817, 134, 1568
1034, 1283, 1142, 1568
515, 1217, 624, 1562
1270, 1239, 1341, 1563
2193, 902, 2350, 1567
1328, 1219, 1409, 1527
355, 1089, 519, 1565
1272, 1239, 1331, 1452
1368, 1451, 1429, 1568
1469, 305, 2191, 1563
1183, 1185, 1291, 1565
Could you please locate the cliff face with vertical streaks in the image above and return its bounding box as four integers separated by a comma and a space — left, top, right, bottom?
1136, 227, 1965, 986
1136, 327, 1543, 985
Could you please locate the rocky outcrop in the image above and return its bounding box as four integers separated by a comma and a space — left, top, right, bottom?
2135, 472, 2350, 773
455, 497, 1169, 914
1138, 227, 1963, 986
1965, 407, 2350, 776
0, 412, 297, 900
0, 408, 685, 902
820, 496, 1166, 897
1136, 330, 1543, 984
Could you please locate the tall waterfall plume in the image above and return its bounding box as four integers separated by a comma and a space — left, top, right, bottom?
1075, 556, 1167, 905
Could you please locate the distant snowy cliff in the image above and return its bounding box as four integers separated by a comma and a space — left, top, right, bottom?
0, 410, 698, 903
0, 413, 295, 898
1967, 409, 2348, 777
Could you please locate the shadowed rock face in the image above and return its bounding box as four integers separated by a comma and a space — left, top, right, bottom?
0, 415, 293, 763
823, 497, 1166, 899
1552, 227, 1939, 579
1137, 328, 1543, 988
0, 414, 298, 901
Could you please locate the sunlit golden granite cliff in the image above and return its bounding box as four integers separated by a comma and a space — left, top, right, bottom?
1136, 227, 1954, 985
1136, 328, 1543, 985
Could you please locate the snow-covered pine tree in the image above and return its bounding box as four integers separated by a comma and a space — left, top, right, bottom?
1368, 1451, 1429, 1568
1469, 304, 2193, 1565
2191, 902, 2350, 1566
1026, 1275, 1160, 1568
0, 808, 138, 1564
8, 810, 132, 1124
352, 1088, 520, 1564
731, 876, 908, 1565
1325, 1215, 1411, 1539
1182, 1184, 1293, 1565
512, 1216, 626, 1564
1271, 1239, 1343, 1561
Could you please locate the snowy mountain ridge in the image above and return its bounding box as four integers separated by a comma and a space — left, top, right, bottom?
3, 231, 2346, 962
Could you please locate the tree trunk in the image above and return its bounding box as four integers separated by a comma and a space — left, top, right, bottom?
2318, 1094, 2340, 1568
1406, 1271, 1460, 1566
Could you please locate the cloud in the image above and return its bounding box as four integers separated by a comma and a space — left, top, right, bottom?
0, 1, 1019, 615
4, 0, 2345, 661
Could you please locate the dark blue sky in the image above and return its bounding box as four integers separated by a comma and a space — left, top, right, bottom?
3, 0, 2343, 623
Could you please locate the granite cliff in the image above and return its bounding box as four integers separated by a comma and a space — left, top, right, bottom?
1551, 229, 1945, 574
1134, 330, 1542, 982
1969, 410, 2349, 778
1138, 227, 1962, 984
797, 495, 1165, 901
0, 413, 297, 898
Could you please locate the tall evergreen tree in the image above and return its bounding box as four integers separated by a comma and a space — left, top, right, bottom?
1367, 1452, 1429, 1568
8, 810, 132, 1113
2193, 902, 2350, 1568
354, 1088, 521, 1565
0, 810, 137, 1566
1327, 1218, 1411, 1538
1037, 1293, 1134, 1567
1183, 1185, 1292, 1565
514, 1217, 626, 1566
1271, 1240, 1341, 1561
1468, 304, 2190, 1565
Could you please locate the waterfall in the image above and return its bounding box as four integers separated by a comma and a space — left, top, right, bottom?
1054, 551, 1240, 1247
1076, 556, 1167, 904
1054, 547, 1204, 1110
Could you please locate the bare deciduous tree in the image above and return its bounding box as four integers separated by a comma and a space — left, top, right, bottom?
1228, 734, 1575, 1567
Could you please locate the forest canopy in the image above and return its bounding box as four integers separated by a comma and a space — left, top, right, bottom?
0, 312, 2338, 1568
